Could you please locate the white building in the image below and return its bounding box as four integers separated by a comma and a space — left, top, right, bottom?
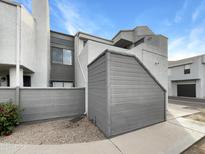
0, 0, 168, 103
168, 55, 205, 98
0, 0, 50, 87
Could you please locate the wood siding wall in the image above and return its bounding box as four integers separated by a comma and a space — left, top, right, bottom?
88, 54, 110, 136
0, 88, 85, 122
88, 51, 165, 137
0, 88, 16, 103
50, 31, 75, 83
109, 53, 165, 136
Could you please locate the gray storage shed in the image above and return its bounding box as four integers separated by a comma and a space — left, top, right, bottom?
88, 50, 166, 137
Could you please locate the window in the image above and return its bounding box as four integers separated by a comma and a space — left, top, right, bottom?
52, 81, 73, 88
63, 49, 72, 65
52, 47, 63, 64
23, 76, 31, 87
52, 47, 72, 65
134, 38, 144, 47
83, 40, 87, 47
52, 82, 63, 87
184, 64, 190, 74
64, 82, 73, 87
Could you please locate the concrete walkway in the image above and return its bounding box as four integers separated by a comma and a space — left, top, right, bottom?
1, 103, 205, 154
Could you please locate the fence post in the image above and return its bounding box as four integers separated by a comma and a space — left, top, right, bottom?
15, 87, 20, 106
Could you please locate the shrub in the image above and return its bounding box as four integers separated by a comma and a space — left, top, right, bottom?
0, 103, 21, 136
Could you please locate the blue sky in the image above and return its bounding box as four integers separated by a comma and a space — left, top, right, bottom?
16, 0, 205, 60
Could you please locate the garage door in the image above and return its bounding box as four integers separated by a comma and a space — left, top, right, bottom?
177, 84, 196, 97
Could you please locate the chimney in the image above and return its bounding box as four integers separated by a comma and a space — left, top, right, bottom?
32, 0, 50, 87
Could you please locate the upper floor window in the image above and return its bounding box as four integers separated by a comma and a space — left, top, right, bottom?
83, 40, 87, 47
52, 47, 72, 65
184, 64, 190, 74
63, 49, 72, 65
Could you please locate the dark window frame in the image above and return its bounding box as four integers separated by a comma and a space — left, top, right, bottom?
23, 75, 31, 87
184, 69, 190, 74
51, 47, 73, 65
184, 64, 191, 74
134, 38, 144, 47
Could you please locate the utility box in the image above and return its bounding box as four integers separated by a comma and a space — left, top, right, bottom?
88, 50, 166, 137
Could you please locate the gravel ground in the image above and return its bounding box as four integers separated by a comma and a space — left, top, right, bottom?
0, 117, 105, 145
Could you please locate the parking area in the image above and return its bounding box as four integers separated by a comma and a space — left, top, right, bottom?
169, 97, 205, 109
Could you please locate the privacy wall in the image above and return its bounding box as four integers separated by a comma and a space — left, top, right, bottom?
88, 50, 166, 137
0, 88, 85, 122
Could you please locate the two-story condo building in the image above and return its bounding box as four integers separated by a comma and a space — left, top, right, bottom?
0, 0, 168, 104
168, 55, 205, 98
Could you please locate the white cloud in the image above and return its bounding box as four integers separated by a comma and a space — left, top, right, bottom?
192, 0, 205, 21
54, 0, 95, 34
52, 0, 114, 37
169, 23, 205, 60
174, 0, 189, 23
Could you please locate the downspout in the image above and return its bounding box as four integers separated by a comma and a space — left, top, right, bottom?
75, 34, 88, 115
16, 5, 21, 106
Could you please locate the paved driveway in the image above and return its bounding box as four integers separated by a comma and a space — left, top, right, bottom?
1, 102, 205, 154
169, 97, 205, 109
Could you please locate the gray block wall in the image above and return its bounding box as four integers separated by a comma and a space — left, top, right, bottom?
88, 50, 166, 137
0, 88, 85, 122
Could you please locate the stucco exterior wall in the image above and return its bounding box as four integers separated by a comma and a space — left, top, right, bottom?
169, 62, 200, 81
128, 42, 168, 104
199, 57, 205, 98
75, 40, 126, 87
9, 67, 23, 87
76, 33, 168, 108
75, 40, 126, 112
168, 56, 205, 98
31, 0, 50, 87
0, 1, 17, 65
20, 7, 36, 72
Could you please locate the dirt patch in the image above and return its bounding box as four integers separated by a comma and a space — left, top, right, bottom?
0, 117, 105, 145
182, 137, 205, 154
